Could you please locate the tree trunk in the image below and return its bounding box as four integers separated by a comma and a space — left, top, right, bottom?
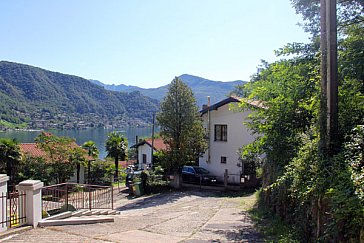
114, 155, 119, 182
88, 160, 91, 184
76, 163, 80, 184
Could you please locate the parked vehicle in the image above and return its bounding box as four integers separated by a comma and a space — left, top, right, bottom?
181, 166, 217, 184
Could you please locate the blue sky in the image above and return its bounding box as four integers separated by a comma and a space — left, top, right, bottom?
0, 1, 309, 88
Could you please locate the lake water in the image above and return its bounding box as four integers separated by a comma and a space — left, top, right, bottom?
0, 127, 156, 159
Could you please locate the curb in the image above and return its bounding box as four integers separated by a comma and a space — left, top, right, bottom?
0, 226, 33, 241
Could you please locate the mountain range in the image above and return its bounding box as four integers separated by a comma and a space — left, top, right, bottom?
0, 61, 159, 129
0, 61, 245, 129
90, 74, 245, 108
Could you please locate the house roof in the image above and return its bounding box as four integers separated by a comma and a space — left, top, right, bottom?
200, 96, 240, 115
130, 138, 168, 151
19, 143, 94, 161
19, 143, 47, 158
200, 96, 266, 115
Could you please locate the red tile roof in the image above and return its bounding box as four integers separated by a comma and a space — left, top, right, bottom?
19, 143, 94, 161
145, 138, 168, 151
131, 138, 168, 151
119, 160, 136, 168
19, 143, 47, 158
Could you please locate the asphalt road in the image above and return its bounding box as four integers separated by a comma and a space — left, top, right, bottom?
1, 189, 263, 243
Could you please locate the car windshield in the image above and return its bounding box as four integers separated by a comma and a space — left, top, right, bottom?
194, 167, 209, 174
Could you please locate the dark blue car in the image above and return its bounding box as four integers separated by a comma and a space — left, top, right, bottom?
181, 166, 217, 184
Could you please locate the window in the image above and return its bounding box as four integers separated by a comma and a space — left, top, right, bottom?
214, 124, 227, 141
221, 156, 227, 164
142, 154, 147, 164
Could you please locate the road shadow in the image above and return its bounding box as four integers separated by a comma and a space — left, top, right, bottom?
114, 187, 256, 212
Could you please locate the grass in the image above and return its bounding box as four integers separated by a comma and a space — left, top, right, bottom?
0, 120, 28, 129
112, 181, 125, 187
248, 190, 300, 243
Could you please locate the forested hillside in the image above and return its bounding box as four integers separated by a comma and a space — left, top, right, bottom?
91, 74, 245, 108
0, 61, 159, 129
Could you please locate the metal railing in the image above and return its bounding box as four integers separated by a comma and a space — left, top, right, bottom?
42, 183, 113, 215
0, 191, 27, 228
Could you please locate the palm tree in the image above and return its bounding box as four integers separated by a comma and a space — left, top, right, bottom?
105, 132, 127, 182
82, 141, 99, 184
69, 146, 87, 184
0, 138, 21, 188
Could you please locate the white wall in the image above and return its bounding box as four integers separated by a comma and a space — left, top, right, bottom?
68, 166, 85, 184
137, 144, 155, 169
199, 104, 255, 184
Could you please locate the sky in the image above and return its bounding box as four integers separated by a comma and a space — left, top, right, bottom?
0, 0, 310, 88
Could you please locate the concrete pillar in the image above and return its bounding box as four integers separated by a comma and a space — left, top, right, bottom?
0, 175, 9, 232
224, 169, 229, 190
17, 180, 44, 228
169, 173, 181, 189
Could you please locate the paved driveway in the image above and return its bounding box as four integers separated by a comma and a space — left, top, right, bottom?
2, 189, 263, 243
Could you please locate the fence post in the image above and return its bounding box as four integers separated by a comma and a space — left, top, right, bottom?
0, 175, 9, 232
111, 187, 114, 210
17, 180, 44, 228
65, 184, 68, 211
89, 186, 92, 211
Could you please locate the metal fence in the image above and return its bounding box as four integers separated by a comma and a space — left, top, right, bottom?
42, 183, 113, 215
0, 191, 27, 228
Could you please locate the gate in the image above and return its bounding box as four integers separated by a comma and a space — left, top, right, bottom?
42, 183, 113, 215
0, 191, 27, 228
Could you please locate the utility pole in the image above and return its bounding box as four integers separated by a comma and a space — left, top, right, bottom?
319, 0, 328, 155
207, 96, 211, 163
320, 0, 338, 156
150, 113, 155, 168
318, 0, 338, 239
326, 0, 338, 154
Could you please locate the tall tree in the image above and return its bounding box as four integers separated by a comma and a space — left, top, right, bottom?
291, 0, 364, 35
237, 1, 364, 240
70, 146, 87, 184
105, 132, 127, 181
157, 77, 206, 172
0, 138, 21, 187
82, 141, 99, 184
35, 132, 82, 183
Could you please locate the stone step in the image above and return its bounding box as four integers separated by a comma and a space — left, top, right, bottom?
44, 211, 72, 221
71, 209, 89, 217
80, 210, 92, 216
107, 210, 119, 215
39, 216, 114, 227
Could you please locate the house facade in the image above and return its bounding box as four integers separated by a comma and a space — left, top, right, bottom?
199, 97, 257, 184
131, 138, 167, 169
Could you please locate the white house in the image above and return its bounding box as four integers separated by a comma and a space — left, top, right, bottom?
199, 96, 260, 184
131, 138, 167, 169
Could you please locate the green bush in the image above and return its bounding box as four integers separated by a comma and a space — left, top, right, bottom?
145, 168, 169, 194
88, 159, 114, 185
261, 129, 364, 241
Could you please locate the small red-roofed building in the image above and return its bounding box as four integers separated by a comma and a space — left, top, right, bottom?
131, 138, 168, 169
19, 142, 92, 184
